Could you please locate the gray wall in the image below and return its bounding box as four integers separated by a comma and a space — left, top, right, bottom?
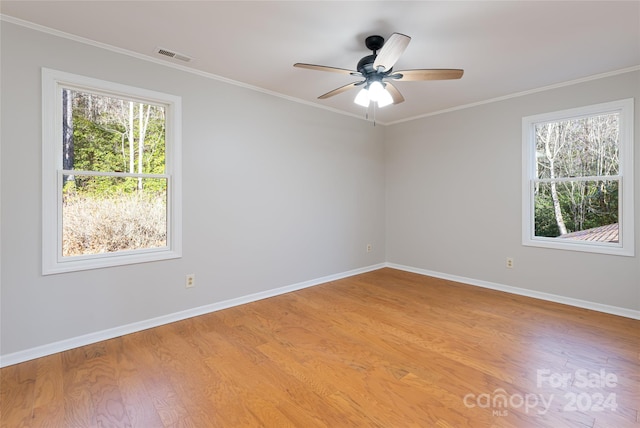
0, 22, 386, 357
385, 71, 640, 310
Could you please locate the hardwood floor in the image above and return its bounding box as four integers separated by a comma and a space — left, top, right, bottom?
2, 268, 638, 427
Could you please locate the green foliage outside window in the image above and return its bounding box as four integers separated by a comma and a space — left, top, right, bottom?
63, 90, 166, 196
534, 180, 618, 238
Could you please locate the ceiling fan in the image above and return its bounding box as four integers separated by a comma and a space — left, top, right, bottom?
294, 33, 463, 108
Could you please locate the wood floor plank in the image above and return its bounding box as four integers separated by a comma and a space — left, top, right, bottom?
1, 268, 638, 427
0, 360, 37, 428
104, 336, 166, 427
29, 354, 65, 427
60, 347, 97, 427
85, 348, 133, 427
123, 329, 194, 427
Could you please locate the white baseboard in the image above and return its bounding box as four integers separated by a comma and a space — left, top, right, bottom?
0, 263, 386, 368
3, 261, 636, 367
385, 262, 640, 320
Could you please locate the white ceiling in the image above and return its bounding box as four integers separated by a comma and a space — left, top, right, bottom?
2, 1, 639, 124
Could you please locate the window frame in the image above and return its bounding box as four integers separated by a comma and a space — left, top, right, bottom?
42, 68, 182, 274
521, 98, 634, 256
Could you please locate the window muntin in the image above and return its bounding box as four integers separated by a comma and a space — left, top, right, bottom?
522, 99, 634, 256
42, 69, 182, 274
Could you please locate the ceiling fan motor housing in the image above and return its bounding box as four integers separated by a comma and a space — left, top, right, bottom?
357, 54, 377, 75
358, 35, 392, 79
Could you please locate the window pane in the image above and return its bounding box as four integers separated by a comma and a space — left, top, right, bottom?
63, 89, 166, 174
62, 175, 167, 257
534, 179, 618, 241
535, 113, 619, 179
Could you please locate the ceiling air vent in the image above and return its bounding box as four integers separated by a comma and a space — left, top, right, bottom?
155, 47, 192, 62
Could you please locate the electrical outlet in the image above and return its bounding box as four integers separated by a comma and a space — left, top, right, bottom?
366, 244, 372, 253
185, 273, 195, 288
506, 258, 514, 269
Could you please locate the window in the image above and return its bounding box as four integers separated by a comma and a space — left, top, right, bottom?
42, 68, 182, 274
522, 98, 634, 256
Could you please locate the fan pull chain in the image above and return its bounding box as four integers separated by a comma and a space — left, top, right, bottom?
372, 103, 377, 126
363, 103, 376, 126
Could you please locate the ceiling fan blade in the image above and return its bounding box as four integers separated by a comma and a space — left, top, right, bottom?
393, 69, 464, 81
318, 82, 359, 99
385, 82, 405, 104
294, 63, 358, 75
373, 33, 411, 71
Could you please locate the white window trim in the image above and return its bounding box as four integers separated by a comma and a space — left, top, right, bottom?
522, 98, 634, 256
42, 68, 182, 274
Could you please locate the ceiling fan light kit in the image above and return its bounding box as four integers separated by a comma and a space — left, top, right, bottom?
354, 81, 394, 108
354, 88, 371, 107
294, 32, 463, 114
